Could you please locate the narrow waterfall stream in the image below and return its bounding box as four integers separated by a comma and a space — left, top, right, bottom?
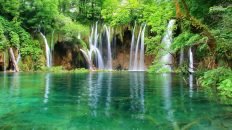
104, 25, 112, 70
129, 24, 136, 70
129, 24, 146, 71
40, 32, 51, 67
161, 19, 176, 71
189, 47, 194, 73
16, 53, 21, 65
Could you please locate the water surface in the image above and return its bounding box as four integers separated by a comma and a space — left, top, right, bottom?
0, 72, 231, 129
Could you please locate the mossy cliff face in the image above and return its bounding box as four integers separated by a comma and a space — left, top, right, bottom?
111, 27, 153, 70
52, 27, 154, 70
53, 42, 87, 70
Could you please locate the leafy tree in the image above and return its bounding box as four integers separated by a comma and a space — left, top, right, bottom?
20, 0, 59, 33
0, 0, 20, 21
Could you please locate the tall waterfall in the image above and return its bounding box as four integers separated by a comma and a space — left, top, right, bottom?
161, 19, 176, 71
40, 32, 52, 67
80, 23, 112, 70
16, 53, 21, 65
189, 47, 194, 73
104, 25, 112, 70
129, 24, 146, 71
129, 24, 136, 69
14, 52, 21, 72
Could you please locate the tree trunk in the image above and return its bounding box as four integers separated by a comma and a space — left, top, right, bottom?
180, 0, 190, 17
173, 0, 182, 18
9, 48, 19, 72
179, 0, 216, 52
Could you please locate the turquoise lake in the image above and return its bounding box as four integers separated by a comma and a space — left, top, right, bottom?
0, 72, 231, 129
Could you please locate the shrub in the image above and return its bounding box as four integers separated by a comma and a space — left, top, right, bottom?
199, 67, 232, 99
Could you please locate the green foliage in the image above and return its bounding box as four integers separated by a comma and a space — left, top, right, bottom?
0, 0, 20, 20
195, 43, 210, 60
9, 31, 20, 47
199, 67, 232, 99
20, 0, 59, 32
42, 66, 65, 72
101, 0, 137, 26
55, 14, 89, 42
171, 32, 206, 52
144, 36, 162, 55
0, 23, 9, 50
71, 68, 89, 73
41, 66, 88, 73
140, 2, 174, 35
210, 6, 232, 63
102, 0, 175, 57
186, 0, 216, 20
218, 78, 232, 98
0, 16, 43, 71
148, 62, 172, 73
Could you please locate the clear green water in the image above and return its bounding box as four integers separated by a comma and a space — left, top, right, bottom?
0, 72, 231, 130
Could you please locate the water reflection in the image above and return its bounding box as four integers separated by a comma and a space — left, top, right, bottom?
44, 74, 51, 104
10, 73, 20, 96
162, 74, 178, 128
189, 74, 194, 98
1, 73, 232, 129
105, 73, 112, 116
129, 72, 145, 116
88, 72, 103, 116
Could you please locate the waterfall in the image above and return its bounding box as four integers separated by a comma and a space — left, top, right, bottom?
189, 47, 194, 73
78, 32, 81, 39
104, 26, 112, 70
16, 53, 21, 65
80, 22, 113, 70
129, 24, 146, 71
40, 32, 52, 67
139, 25, 146, 70
80, 49, 93, 70
129, 24, 136, 70
14, 52, 21, 72
161, 19, 176, 71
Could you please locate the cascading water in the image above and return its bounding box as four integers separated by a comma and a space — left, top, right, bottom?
189, 47, 194, 73
104, 26, 112, 70
16, 53, 21, 65
139, 25, 146, 70
129, 24, 146, 71
161, 19, 176, 71
129, 24, 136, 70
80, 23, 113, 70
14, 52, 21, 72
40, 32, 52, 67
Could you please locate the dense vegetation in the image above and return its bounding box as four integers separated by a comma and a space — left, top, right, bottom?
0, 0, 231, 100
